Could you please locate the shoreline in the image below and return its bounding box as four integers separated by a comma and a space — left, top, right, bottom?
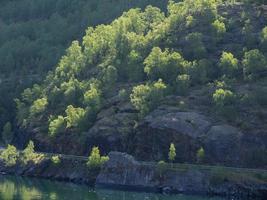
0, 151, 267, 199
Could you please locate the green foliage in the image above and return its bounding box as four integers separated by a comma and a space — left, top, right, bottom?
144, 47, 189, 84
51, 155, 61, 165
168, 143, 176, 163
83, 85, 101, 111
65, 105, 87, 129
156, 160, 167, 177
213, 88, 236, 117
184, 32, 207, 60
242, 49, 267, 80
48, 116, 66, 137
87, 146, 109, 169
29, 97, 48, 118
21, 140, 38, 165
188, 59, 210, 84
197, 147, 205, 163
130, 79, 167, 116
212, 19, 226, 39
219, 52, 239, 77
1, 122, 13, 145
260, 26, 267, 52
0, 144, 18, 166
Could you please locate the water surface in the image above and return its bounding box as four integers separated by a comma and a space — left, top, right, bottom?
0, 175, 226, 200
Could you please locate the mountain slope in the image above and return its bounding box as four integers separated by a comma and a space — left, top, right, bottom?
7, 0, 267, 168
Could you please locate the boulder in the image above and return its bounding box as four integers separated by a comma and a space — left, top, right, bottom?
202, 125, 243, 165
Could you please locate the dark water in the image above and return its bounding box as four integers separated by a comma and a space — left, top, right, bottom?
0, 175, 226, 200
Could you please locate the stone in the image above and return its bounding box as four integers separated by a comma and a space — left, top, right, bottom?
203, 125, 243, 165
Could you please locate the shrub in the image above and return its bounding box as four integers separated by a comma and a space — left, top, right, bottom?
130, 79, 167, 116
219, 52, 239, 77
176, 74, 190, 95
212, 19, 226, 40
213, 88, 236, 108
242, 49, 267, 80
21, 140, 38, 165
87, 146, 109, 169
157, 160, 167, 177
29, 97, 48, 117
51, 155, 61, 165
65, 105, 87, 128
0, 144, 18, 166
48, 116, 66, 137
197, 147, 205, 163
83, 85, 101, 110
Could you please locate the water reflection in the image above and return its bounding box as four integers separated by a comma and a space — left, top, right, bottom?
0, 175, 225, 200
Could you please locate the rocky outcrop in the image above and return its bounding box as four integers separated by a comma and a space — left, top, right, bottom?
202, 125, 243, 165
134, 106, 212, 162
96, 152, 267, 199
85, 102, 138, 155
134, 106, 267, 168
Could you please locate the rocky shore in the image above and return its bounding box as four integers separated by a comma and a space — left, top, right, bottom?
97, 152, 267, 200
1, 151, 267, 199
0, 154, 96, 185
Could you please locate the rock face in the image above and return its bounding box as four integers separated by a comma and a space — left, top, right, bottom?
134, 106, 267, 168
96, 152, 267, 199
202, 125, 243, 165
134, 106, 212, 162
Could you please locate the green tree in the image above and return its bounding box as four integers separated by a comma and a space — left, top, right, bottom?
29, 97, 48, 117
168, 143, 176, 166
212, 19, 226, 40
213, 88, 236, 119
87, 146, 109, 169
83, 85, 101, 111
1, 122, 13, 145
144, 47, 189, 84
65, 105, 87, 129
130, 79, 167, 116
219, 52, 239, 77
21, 140, 38, 165
0, 144, 18, 166
48, 116, 66, 137
242, 49, 267, 80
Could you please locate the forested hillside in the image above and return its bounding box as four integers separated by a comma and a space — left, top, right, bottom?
1, 0, 267, 168
0, 0, 166, 132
